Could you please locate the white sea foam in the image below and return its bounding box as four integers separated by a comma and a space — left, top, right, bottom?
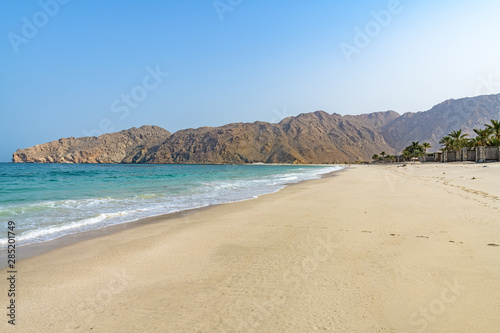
0, 211, 133, 246
0, 165, 344, 248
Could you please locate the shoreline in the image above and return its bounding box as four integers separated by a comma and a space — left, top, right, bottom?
0, 166, 346, 268
2, 163, 498, 332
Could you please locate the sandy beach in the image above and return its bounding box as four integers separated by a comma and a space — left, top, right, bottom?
2, 163, 499, 332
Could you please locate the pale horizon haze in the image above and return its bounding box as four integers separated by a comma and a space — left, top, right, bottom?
2, 0, 500, 161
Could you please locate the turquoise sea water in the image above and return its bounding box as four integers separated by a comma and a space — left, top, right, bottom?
0, 163, 343, 248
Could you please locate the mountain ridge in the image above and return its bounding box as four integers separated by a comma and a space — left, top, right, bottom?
382, 94, 500, 152
12, 94, 500, 164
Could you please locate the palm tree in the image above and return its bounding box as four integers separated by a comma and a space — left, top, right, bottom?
402, 142, 424, 160
372, 154, 379, 161
439, 136, 453, 151
410, 141, 423, 157
467, 137, 480, 148
472, 128, 491, 147
489, 137, 500, 147
422, 142, 431, 154
485, 119, 500, 141
380, 151, 386, 163
447, 130, 468, 150
402, 149, 412, 160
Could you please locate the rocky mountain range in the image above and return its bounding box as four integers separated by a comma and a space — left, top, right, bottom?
12, 126, 170, 164
12, 94, 500, 164
382, 93, 500, 153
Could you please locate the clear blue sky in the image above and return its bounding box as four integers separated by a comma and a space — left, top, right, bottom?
2, 0, 500, 162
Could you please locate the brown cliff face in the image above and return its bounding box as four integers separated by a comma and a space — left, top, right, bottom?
12, 93, 500, 164
145, 111, 397, 164
12, 126, 170, 163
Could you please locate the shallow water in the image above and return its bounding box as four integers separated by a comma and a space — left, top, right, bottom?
0, 163, 343, 248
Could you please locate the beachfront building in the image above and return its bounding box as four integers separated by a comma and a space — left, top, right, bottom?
438, 146, 500, 163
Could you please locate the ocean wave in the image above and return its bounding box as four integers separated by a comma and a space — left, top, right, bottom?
0, 211, 132, 246
0, 197, 121, 216
0, 164, 344, 248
